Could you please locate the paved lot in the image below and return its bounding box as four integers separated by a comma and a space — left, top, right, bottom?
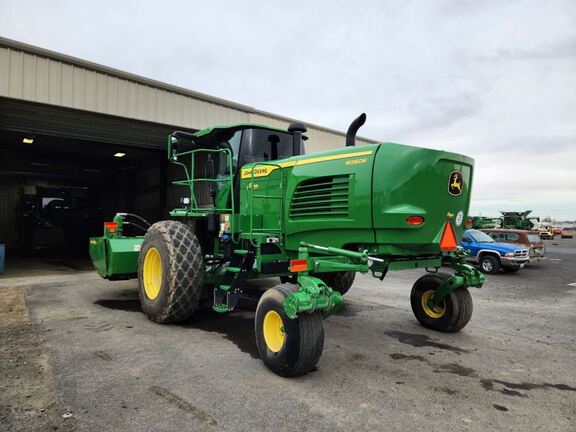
1, 239, 575, 431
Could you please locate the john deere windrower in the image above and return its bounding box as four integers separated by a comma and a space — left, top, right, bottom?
90, 114, 484, 377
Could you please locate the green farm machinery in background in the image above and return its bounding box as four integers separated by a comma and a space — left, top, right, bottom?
499, 210, 539, 230
470, 211, 540, 230
90, 114, 484, 377
470, 216, 499, 229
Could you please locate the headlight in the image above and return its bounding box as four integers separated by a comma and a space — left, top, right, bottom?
504, 252, 515, 257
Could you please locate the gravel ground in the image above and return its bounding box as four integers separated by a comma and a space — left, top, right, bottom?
0, 238, 575, 431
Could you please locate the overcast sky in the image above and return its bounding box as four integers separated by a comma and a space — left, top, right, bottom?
1, 0, 575, 220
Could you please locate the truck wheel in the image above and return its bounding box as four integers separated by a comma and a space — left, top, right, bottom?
255, 283, 324, 377
410, 273, 473, 333
138, 220, 204, 323
315, 271, 355, 295
479, 254, 500, 274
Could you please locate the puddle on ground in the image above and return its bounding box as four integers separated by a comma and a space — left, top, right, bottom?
434, 363, 478, 378
389, 353, 427, 362
481, 378, 576, 397
493, 404, 509, 412
389, 353, 479, 378
385, 331, 469, 353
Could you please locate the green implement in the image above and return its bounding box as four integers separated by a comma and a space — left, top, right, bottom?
89, 113, 485, 377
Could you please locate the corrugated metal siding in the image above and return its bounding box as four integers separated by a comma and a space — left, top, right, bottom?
0, 47, 249, 130
0, 43, 379, 153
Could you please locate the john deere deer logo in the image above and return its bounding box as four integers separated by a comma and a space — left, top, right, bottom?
448, 171, 463, 196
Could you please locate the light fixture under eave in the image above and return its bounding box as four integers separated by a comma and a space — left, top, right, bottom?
114, 152, 126, 158
23, 135, 35, 144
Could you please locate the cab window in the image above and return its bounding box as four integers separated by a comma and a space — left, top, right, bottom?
238, 129, 296, 167
505, 233, 520, 242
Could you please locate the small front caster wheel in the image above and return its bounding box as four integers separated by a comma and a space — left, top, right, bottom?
410, 272, 473, 333
255, 283, 324, 377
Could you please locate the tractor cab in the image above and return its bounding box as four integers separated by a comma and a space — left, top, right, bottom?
168, 123, 307, 217
170, 123, 306, 170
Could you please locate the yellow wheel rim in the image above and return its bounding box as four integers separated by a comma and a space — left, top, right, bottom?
421, 290, 446, 319
263, 310, 285, 353
143, 247, 162, 300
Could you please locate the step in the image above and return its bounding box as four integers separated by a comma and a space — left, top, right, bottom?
234, 249, 249, 256
219, 284, 231, 292
227, 266, 241, 273
213, 303, 229, 313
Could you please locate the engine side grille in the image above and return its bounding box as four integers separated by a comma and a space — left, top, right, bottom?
290, 175, 350, 218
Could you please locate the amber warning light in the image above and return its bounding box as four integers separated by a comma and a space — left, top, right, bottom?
104, 222, 118, 233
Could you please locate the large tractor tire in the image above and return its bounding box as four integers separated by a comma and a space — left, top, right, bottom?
138, 220, 204, 324
315, 271, 355, 295
255, 283, 324, 377
410, 272, 473, 333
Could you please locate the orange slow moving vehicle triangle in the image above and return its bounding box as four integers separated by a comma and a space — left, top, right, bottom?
440, 221, 458, 251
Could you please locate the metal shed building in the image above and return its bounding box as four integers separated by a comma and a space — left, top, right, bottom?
0, 37, 375, 259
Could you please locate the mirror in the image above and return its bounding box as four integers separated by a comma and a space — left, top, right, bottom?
170, 136, 179, 159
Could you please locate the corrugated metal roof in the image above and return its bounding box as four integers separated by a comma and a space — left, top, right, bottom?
0, 36, 378, 144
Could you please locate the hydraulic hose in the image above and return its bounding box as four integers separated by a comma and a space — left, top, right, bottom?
116, 212, 151, 228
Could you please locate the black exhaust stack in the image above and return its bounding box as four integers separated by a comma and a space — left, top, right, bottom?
346, 113, 367, 147
288, 122, 307, 156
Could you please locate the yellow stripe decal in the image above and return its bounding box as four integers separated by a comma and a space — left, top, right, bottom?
241, 150, 373, 179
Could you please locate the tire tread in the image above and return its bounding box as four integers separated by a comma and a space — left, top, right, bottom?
141, 220, 203, 323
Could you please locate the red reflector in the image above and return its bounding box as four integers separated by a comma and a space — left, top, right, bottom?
440, 222, 458, 251
290, 259, 308, 272
406, 216, 425, 226
104, 222, 118, 233
465, 218, 473, 229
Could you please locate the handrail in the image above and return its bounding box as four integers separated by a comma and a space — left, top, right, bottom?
169, 147, 236, 232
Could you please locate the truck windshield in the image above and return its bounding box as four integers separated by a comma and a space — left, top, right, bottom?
468, 230, 495, 243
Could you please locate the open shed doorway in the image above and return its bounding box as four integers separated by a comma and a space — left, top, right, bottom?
0, 130, 167, 276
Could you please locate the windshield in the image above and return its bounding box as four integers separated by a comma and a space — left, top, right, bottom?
468, 230, 495, 243
239, 129, 297, 166
527, 234, 541, 243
